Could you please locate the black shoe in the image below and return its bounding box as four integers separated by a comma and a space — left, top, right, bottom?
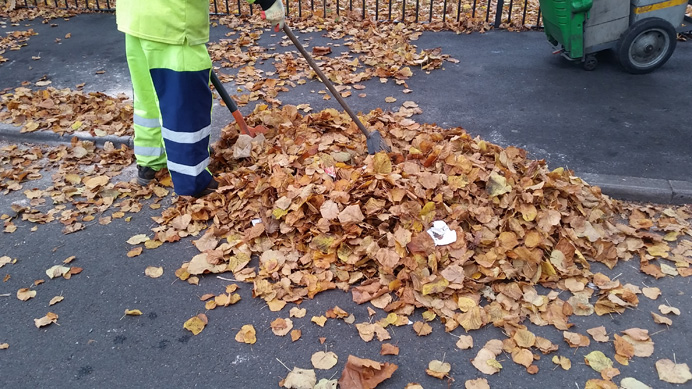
137, 165, 157, 185
193, 178, 219, 198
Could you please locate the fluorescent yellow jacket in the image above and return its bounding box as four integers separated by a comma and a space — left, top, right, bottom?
115, 0, 209, 46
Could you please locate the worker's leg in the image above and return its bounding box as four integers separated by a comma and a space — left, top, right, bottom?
124, 35, 167, 175
139, 38, 214, 197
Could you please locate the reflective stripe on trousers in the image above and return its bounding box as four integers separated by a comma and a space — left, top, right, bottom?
125, 34, 213, 196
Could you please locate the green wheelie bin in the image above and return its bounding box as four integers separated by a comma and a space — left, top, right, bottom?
539, 0, 692, 73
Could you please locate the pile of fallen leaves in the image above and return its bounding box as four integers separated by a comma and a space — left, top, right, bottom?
152, 105, 691, 331
0, 86, 133, 136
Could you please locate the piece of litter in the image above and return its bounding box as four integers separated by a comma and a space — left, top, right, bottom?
426, 221, 457, 246
324, 166, 336, 178
251, 219, 262, 226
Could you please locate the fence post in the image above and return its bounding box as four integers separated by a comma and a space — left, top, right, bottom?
494, 0, 504, 27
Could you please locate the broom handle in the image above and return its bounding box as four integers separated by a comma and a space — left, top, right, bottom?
210, 71, 238, 113
283, 25, 373, 138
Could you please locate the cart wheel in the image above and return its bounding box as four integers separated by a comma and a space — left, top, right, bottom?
617, 18, 677, 74
583, 55, 598, 71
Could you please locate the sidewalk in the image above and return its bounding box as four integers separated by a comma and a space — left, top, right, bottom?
1, 13, 691, 204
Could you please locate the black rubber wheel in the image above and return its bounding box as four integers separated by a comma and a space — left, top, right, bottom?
583, 54, 598, 71
617, 18, 677, 74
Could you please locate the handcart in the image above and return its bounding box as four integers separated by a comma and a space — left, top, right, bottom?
539, 0, 692, 73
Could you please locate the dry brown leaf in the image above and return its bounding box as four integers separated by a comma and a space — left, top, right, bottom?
455, 335, 473, 350
651, 312, 672, 326
311, 351, 338, 370
413, 321, 432, 336
642, 287, 661, 300
145, 266, 163, 278
49, 296, 64, 306
271, 318, 294, 336
16, 288, 36, 301
655, 359, 692, 384
380, 343, 399, 356
552, 355, 571, 370
290, 329, 302, 342
658, 304, 681, 315
465, 378, 490, 389
290, 307, 307, 318
34, 312, 58, 328
563, 331, 590, 348
587, 326, 610, 342
127, 247, 143, 258
426, 359, 451, 379
338, 355, 397, 389
472, 348, 502, 375
282, 367, 316, 389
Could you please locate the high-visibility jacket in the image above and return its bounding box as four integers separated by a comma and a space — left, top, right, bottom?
115, 0, 209, 46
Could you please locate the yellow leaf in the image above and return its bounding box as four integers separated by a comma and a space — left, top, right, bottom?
290, 307, 307, 318
552, 355, 571, 370
124, 309, 143, 316
267, 299, 287, 312
126, 234, 149, 245
184, 315, 207, 335
235, 324, 256, 344
270, 318, 293, 336
373, 152, 392, 174
421, 278, 448, 295
585, 351, 613, 372
311, 316, 327, 327
487, 172, 511, 197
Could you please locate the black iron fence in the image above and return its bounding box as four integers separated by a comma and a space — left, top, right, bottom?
2, 0, 543, 28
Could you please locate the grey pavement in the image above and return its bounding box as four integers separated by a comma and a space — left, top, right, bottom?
1, 12, 692, 389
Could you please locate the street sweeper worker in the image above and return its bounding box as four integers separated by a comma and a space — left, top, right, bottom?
115, 0, 285, 197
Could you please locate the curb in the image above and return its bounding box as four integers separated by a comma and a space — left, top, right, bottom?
0, 123, 133, 148
577, 173, 692, 205
1, 123, 690, 205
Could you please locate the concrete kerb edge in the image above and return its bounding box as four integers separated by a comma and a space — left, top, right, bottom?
0, 123, 133, 148
1, 123, 690, 205
577, 172, 692, 205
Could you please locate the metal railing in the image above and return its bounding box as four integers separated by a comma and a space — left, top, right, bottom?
1, 0, 543, 28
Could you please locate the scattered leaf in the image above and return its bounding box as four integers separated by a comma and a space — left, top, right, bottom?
338, 355, 397, 389
16, 288, 36, 301
426, 359, 451, 379
655, 359, 692, 384
145, 266, 163, 278
312, 351, 338, 370
235, 324, 257, 344
184, 315, 207, 335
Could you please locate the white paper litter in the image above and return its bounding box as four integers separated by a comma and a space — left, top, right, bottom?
426, 220, 457, 246
251, 218, 262, 226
